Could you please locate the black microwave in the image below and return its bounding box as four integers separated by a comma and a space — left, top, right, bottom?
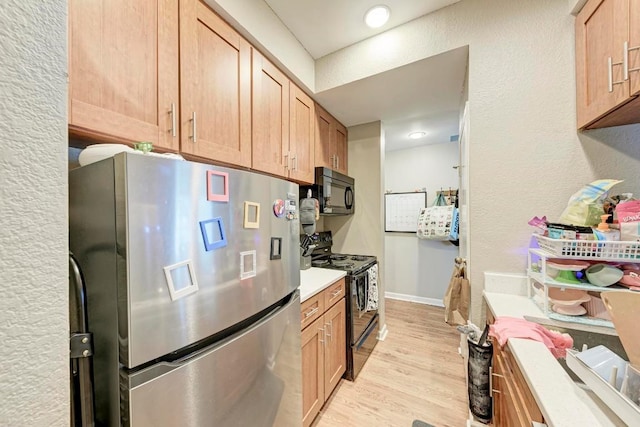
301, 168, 354, 215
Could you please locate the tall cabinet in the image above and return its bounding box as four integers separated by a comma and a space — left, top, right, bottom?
179, 0, 252, 167
315, 105, 348, 175
69, 0, 180, 150
576, 0, 640, 129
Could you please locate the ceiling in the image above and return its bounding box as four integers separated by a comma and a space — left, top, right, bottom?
264, 0, 461, 59
263, 0, 467, 152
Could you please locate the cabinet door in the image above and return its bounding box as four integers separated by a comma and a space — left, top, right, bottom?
252, 51, 290, 178
323, 298, 346, 397
289, 85, 315, 184
630, 0, 640, 95
301, 317, 325, 427
179, 0, 251, 167
576, 0, 630, 128
69, 0, 179, 150
333, 121, 348, 174
314, 105, 334, 170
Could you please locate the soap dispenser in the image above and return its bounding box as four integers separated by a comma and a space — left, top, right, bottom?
594, 214, 621, 241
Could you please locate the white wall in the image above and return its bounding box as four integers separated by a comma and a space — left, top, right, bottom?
316, 0, 640, 324
0, 1, 68, 425
384, 142, 460, 304
204, 0, 316, 92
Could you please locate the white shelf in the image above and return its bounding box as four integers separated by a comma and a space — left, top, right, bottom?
527, 270, 626, 292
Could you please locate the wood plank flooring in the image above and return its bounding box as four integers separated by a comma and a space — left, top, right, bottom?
313, 299, 468, 427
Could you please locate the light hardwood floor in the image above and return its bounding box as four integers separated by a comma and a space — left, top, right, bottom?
313, 299, 468, 427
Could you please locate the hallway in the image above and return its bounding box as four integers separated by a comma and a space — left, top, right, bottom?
314, 299, 468, 427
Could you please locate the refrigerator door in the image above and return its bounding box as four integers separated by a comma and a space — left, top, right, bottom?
124, 292, 302, 427
69, 153, 300, 370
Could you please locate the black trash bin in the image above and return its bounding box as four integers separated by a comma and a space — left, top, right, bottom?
467, 335, 493, 423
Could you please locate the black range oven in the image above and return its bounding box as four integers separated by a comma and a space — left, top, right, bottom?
308, 232, 378, 380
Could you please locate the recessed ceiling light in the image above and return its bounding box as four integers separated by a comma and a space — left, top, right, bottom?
364, 5, 390, 28
408, 131, 426, 139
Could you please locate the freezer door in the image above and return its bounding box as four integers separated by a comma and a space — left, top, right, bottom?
125, 292, 302, 427
117, 154, 300, 367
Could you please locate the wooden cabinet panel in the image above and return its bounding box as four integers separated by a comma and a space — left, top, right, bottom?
490, 335, 544, 427
252, 50, 290, 177
314, 103, 348, 174
69, 0, 179, 150
324, 278, 345, 309
301, 292, 325, 331
315, 105, 334, 170
302, 316, 325, 427
301, 281, 347, 426
179, 1, 251, 167
323, 298, 346, 397
289, 85, 315, 184
333, 122, 348, 175
576, 0, 629, 128
576, 0, 640, 129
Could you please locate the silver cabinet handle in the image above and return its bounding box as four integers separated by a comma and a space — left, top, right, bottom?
318, 327, 325, 345
331, 154, 336, 169
169, 103, 176, 137
336, 155, 339, 170
292, 155, 297, 171
624, 41, 629, 81
325, 321, 332, 342
331, 289, 342, 298
284, 153, 289, 170
627, 41, 640, 79
304, 307, 319, 318
608, 57, 625, 92
191, 112, 197, 143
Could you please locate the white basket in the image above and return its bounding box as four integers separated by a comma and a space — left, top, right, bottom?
533, 235, 640, 260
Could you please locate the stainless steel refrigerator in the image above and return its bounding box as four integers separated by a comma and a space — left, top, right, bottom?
69, 153, 302, 426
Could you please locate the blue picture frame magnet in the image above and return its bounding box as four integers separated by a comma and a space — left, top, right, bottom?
199, 217, 227, 251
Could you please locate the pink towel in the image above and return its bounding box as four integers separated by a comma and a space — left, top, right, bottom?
489, 317, 573, 358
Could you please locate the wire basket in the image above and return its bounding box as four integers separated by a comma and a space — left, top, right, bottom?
533, 235, 640, 260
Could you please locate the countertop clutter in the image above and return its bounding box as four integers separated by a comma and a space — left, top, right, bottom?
300, 268, 346, 302
484, 290, 625, 426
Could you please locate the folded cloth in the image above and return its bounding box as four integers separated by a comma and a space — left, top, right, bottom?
489, 317, 573, 358
366, 264, 378, 311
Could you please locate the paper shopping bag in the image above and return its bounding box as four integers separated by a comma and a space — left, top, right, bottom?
444, 263, 470, 326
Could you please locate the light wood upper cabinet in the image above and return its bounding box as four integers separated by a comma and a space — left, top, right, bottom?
179, 1, 252, 167
333, 122, 348, 175
314, 105, 348, 174
576, 0, 640, 129
69, 0, 179, 150
252, 50, 290, 177
289, 85, 315, 184
315, 106, 333, 170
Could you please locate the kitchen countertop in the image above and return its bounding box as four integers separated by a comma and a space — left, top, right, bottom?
299, 268, 346, 302
484, 291, 624, 426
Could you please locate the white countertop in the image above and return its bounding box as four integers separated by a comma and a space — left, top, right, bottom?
299, 268, 346, 302
484, 291, 625, 426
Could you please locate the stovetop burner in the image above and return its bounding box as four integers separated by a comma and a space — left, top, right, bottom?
331, 261, 355, 269
311, 259, 330, 267
330, 254, 347, 261
351, 255, 368, 261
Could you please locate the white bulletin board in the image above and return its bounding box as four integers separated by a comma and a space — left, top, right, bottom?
384, 192, 427, 233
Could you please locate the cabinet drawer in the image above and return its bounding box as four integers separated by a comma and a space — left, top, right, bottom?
324, 278, 345, 309
301, 293, 324, 330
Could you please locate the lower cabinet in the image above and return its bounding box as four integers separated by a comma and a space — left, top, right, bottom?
487, 311, 544, 426
301, 279, 346, 427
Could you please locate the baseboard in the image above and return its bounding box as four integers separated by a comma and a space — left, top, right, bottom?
385, 292, 444, 307
377, 323, 388, 341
